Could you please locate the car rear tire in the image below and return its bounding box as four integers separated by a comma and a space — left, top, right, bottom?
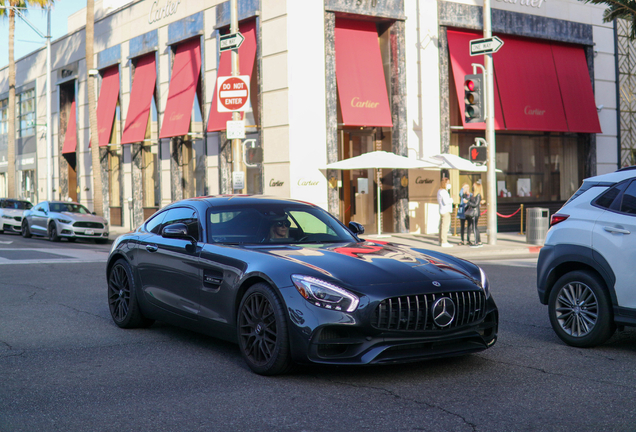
21, 221, 31, 238
548, 270, 616, 348
48, 222, 60, 242
108, 259, 154, 329
237, 283, 292, 375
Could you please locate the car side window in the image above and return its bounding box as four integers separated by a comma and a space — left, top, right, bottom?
619, 181, 636, 215
145, 211, 166, 234
594, 181, 629, 210
162, 207, 200, 241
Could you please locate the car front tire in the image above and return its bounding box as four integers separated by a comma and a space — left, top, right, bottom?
237, 283, 292, 375
21, 221, 31, 238
548, 270, 616, 348
48, 222, 60, 242
108, 259, 154, 329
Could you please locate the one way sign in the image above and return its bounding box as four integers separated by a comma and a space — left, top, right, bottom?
469, 36, 504, 56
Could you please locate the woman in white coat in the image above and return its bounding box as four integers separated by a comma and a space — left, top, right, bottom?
437, 178, 454, 247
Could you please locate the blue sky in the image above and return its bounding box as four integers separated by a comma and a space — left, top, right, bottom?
0, 1, 86, 69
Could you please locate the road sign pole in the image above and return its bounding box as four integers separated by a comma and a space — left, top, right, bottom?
484, 0, 497, 245
230, 0, 245, 193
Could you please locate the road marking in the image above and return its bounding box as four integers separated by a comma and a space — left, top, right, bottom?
0, 248, 108, 265
474, 258, 537, 268
0, 241, 13, 244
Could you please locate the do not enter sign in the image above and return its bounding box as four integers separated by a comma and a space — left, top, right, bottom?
217, 75, 250, 113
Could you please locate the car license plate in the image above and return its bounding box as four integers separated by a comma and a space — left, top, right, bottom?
85, 229, 94, 235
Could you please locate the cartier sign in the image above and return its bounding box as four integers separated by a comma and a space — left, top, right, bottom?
415, 177, 434, 184
495, 0, 546, 8
297, 179, 320, 187
148, 0, 181, 24
351, 97, 380, 109
524, 106, 546, 116
269, 179, 284, 187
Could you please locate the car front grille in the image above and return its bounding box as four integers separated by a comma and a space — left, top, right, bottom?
73, 222, 104, 229
372, 290, 487, 331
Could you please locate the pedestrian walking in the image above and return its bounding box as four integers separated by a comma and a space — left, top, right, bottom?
437, 178, 454, 247
465, 179, 484, 247
457, 183, 471, 245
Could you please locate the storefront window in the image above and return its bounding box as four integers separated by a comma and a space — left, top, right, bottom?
19, 169, 35, 203
455, 131, 582, 203
17, 89, 35, 138
0, 99, 7, 135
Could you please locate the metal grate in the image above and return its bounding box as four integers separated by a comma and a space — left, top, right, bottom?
372, 291, 486, 331
618, 18, 636, 168
73, 222, 104, 229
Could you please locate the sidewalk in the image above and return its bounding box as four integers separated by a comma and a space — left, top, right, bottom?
365, 231, 542, 260
109, 225, 540, 260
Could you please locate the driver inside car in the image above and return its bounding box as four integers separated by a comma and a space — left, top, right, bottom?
268, 216, 291, 241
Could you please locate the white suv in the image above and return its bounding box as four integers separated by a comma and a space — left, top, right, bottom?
537, 167, 636, 347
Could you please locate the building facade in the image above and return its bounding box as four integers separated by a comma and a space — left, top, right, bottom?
0, 0, 619, 234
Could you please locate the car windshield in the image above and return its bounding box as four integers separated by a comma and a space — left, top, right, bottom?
2, 200, 32, 210
50, 203, 91, 214
207, 203, 357, 245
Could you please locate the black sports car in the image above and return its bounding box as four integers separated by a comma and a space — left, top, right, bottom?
107, 196, 498, 375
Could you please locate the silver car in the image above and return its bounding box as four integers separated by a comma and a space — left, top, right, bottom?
0, 199, 33, 234
22, 200, 109, 243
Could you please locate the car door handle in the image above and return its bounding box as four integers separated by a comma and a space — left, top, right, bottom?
145, 244, 158, 252
603, 226, 631, 235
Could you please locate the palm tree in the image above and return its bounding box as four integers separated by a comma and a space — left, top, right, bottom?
0, 0, 53, 199
583, 0, 636, 38
85, 0, 103, 216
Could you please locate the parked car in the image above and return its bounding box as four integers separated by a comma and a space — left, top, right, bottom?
0, 198, 33, 234
106, 196, 498, 375
538, 167, 636, 347
22, 200, 109, 243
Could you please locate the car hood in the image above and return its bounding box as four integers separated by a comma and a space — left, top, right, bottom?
2, 209, 26, 217
250, 241, 476, 288
55, 212, 106, 223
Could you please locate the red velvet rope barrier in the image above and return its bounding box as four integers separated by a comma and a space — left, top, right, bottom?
480, 207, 522, 218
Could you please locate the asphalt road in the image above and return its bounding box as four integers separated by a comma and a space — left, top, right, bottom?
1, 235, 635, 431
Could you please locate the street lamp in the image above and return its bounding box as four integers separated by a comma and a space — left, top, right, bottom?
0, 4, 52, 202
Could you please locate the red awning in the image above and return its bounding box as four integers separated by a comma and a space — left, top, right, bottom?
96, 66, 120, 146
334, 19, 392, 128
159, 38, 201, 139
207, 20, 257, 132
61, 100, 77, 154
493, 36, 568, 132
447, 29, 505, 130
552, 43, 602, 134
121, 53, 156, 144
447, 30, 601, 134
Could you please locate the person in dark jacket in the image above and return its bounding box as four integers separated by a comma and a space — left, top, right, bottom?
465, 179, 483, 247
456, 183, 471, 245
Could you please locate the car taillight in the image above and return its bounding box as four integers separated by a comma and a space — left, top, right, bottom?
550, 214, 569, 227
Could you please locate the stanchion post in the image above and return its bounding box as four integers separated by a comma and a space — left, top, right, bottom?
520, 204, 524, 235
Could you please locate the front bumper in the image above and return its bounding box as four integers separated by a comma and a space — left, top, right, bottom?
58, 223, 109, 239
280, 286, 498, 365
2, 218, 22, 232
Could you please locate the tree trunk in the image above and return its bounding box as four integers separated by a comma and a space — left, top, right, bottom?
86, 0, 103, 215
7, 10, 15, 199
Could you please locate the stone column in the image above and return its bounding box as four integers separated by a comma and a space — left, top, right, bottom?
324, 11, 339, 219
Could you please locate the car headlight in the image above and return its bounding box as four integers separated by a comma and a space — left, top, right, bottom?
479, 267, 491, 299
291, 275, 359, 312
58, 219, 72, 224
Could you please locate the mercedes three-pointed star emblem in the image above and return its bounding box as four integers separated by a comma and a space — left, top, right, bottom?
432, 297, 456, 328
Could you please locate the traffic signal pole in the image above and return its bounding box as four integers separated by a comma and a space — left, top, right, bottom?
484, 0, 497, 245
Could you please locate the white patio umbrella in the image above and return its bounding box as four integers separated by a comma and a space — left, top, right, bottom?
325, 151, 441, 236
426, 154, 501, 172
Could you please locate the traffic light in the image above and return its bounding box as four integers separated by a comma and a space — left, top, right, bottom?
464, 74, 485, 123
468, 145, 487, 164
245, 147, 263, 165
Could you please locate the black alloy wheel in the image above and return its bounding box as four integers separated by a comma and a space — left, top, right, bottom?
108, 259, 154, 328
21, 221, 31, 238
238, 283, 292, 375
48, 222, 60, 242
548, 270, 616, 348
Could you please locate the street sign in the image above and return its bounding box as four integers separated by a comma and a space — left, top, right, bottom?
232, 171, 245, 190
226, 120, 245, 139
217, 75, 250, 113
219, 32, 244, 52
469, 36, 504, 56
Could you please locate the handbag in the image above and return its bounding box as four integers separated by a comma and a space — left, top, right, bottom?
464, 205, 475, 218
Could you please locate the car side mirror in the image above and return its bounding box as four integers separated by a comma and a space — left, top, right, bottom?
348, 221, 365, 235
162, 223, 197, 244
